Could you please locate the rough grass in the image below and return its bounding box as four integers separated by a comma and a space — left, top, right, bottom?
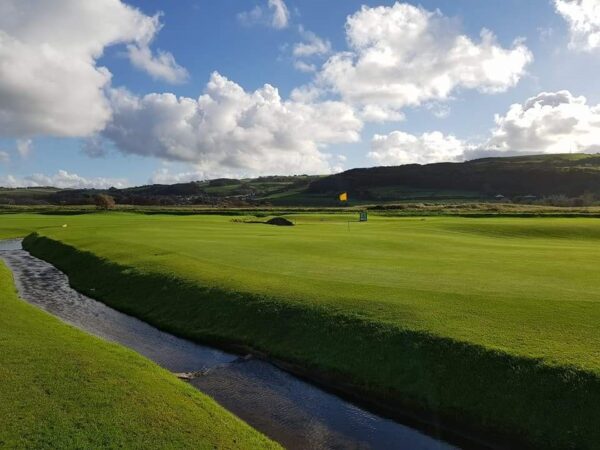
0, 260, 278, 450
10, 201, 600, 218
3, 212, 600, 448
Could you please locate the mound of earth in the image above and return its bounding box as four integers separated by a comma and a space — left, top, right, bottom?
265, 217, 294, 226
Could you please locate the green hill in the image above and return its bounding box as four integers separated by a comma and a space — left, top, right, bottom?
306, 154, 600, 202
4, 154, 600, 207
0, 175, 322, 207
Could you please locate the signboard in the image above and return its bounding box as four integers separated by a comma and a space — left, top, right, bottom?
359, 211, 368, 222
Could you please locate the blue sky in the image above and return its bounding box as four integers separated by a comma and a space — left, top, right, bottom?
1, 0, 600, 188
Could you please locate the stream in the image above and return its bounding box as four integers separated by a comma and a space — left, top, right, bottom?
0, 239, 458, 450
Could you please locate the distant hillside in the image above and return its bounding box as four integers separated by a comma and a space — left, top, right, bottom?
0, 175, 321, 206
0, 187, 61, 206
306, 154, 600, 201
3, 154, 600, 207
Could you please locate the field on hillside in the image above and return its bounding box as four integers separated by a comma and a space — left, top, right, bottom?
0, 260, 277, 449
2, 212, 600, 447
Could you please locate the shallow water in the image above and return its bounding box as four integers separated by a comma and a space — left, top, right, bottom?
0, 240, 458, 450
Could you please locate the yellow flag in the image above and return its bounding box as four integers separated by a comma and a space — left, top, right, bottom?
339, 192, 348, 202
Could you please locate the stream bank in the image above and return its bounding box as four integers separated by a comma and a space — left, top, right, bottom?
0, 239, 456, 450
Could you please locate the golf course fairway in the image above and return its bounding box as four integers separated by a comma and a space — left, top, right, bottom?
0, 258, 278, 449
2, 212, 600, 448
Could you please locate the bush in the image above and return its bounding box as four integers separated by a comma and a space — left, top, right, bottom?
94, 194, 115, 210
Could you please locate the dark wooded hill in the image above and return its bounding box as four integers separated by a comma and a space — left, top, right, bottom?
307, 154, 600, 201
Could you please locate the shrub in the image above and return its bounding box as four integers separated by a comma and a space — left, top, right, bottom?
94, 194, 115, 210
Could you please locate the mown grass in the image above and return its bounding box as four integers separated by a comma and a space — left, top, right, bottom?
8, 202, 600, 217
2, 212, 600, 448
0, 260, 278, 449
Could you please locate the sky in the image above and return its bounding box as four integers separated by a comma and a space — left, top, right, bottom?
1, 0, 600, 188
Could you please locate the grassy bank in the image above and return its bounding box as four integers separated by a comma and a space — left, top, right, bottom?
7, 202, 600, 218
0, 260, 278, 449
4, 212, 597, 448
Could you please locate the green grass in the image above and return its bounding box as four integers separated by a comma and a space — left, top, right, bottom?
9, 201, 600, 218
0, 259, 278, 449
3, 212, 600, 448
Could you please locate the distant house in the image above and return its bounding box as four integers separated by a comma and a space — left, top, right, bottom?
494, 194, 505, 201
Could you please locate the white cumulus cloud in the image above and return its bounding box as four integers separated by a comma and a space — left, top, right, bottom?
555, 0, 600, 51
293, 61, 317, 73
480, 90, 600, 156
0, 151, 9, 164
292, 27, 332, 74
127, 37, 189, 83
369, 131, 466, 165
293, 28, 331, 57
238, 0, 290, 29
0, 170, 128, 189
269, 0, 290, 29
317, 2, 532, 121
373, 90, 600, 166
103, 72, 362, 177
150, 168, 207, 185
0, 0, 186, 138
